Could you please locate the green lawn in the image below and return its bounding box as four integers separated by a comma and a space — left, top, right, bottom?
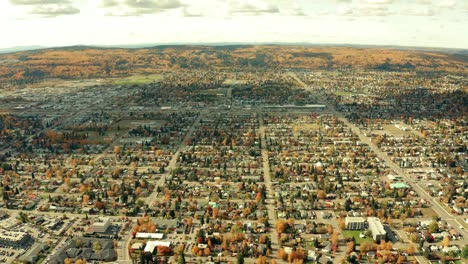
334, 91, 370, 97
199, 88, 228, 96
223, 79, 248, 85
113, 74, 163, 85
342, 230, 374, 245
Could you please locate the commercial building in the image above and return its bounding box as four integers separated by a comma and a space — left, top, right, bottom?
144, 241, 171, 253
345, 217, 366, 230
368, 217, 386, 242
92, 217, 110, 233
0, 229, 33, 248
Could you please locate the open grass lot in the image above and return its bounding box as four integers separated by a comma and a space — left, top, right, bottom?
382, 124, 413, 136
199, 88, 228, 96
419, 207, 439, 219
334, 91, 370, 97
293, 124, 321, 136
343, 230, 374, 245
112, 74, 164, 85
223, 79, 249, 85
115, 119, 164, 130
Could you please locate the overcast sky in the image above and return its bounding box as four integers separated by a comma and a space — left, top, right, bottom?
1, 0, 467, 49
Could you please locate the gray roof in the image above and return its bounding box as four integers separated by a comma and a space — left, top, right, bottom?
18, 243, 48, 263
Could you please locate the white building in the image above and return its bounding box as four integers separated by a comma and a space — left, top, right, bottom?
135, 233, 164, 239
368, 217, 386, 242
144, 241, 171, 253
92, 217, 110, 233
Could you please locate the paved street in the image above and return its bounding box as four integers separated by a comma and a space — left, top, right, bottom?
258, 118, 279, 250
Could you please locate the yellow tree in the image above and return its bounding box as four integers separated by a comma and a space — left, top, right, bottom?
114, 145, 121, 155
346, 241, 355, 254
386, 241, 393, 251
317, 190, 326, 199
278, 248, 288, 261
256, 255, 267, 264
379, 240, 387, 250
76, 259, 86, 264
331, 232, 339, 247
442, 236, 450, 248
407, 242, 415, 256
191, 245, 200, 255
276, 220, 288, 234
338, 217, 346, 230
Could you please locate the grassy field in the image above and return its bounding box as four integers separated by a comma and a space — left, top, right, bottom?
199, 88, 228, 96
113, 74, 164, 85
223, 79, 248, 85
293, 124, 321, 137
334, 91, 370, 97
343, 230, 374, 245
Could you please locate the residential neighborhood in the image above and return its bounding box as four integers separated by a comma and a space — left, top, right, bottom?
0, 67, 466, 264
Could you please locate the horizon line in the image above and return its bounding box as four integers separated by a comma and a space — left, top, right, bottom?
1, 42, 467, 54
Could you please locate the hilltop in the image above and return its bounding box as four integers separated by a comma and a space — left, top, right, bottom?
0, 45, 466, 85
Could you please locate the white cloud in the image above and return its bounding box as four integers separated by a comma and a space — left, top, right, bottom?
224, 0, 307, 16
228, 0, 279, 15
31, 4, 79, 17
9, 0, 71, 5
100, 0, 184, 16
336, 2, 394, 16
434, 0, 456, 8
8, 0, 79, 17
400, 7, 435, 16
415, 0, 432, 4
361, 0, 394, 4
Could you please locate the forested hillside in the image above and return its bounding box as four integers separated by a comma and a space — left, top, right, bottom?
0, 45, 466, 84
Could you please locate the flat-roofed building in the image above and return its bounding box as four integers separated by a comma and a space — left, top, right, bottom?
92, 217, 110, 233
144, 241, 171, 253
0, 229, 32, 248
368, 217, 386, 242
345, 216, 366, 230
135, 233, 164, 239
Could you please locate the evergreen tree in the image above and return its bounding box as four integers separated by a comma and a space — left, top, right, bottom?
178, 253, 186, 264
237, 252, 245, 264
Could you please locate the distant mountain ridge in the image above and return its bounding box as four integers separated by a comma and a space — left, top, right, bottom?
0, 45, 46, 54
1, 43, 467, 54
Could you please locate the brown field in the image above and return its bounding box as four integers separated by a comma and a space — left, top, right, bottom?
383, 124, 413, 136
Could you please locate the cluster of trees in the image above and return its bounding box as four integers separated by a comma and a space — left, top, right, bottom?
277, 247, 307, 263
132, 215, 158, 235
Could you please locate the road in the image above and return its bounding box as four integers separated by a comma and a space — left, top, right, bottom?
145, 110, 204, 206
289, 72, 468, 263
258, 116, 280, 251
117, 228, 134, 263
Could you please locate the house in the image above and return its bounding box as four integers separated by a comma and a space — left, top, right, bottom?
442, 245, 460, 254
